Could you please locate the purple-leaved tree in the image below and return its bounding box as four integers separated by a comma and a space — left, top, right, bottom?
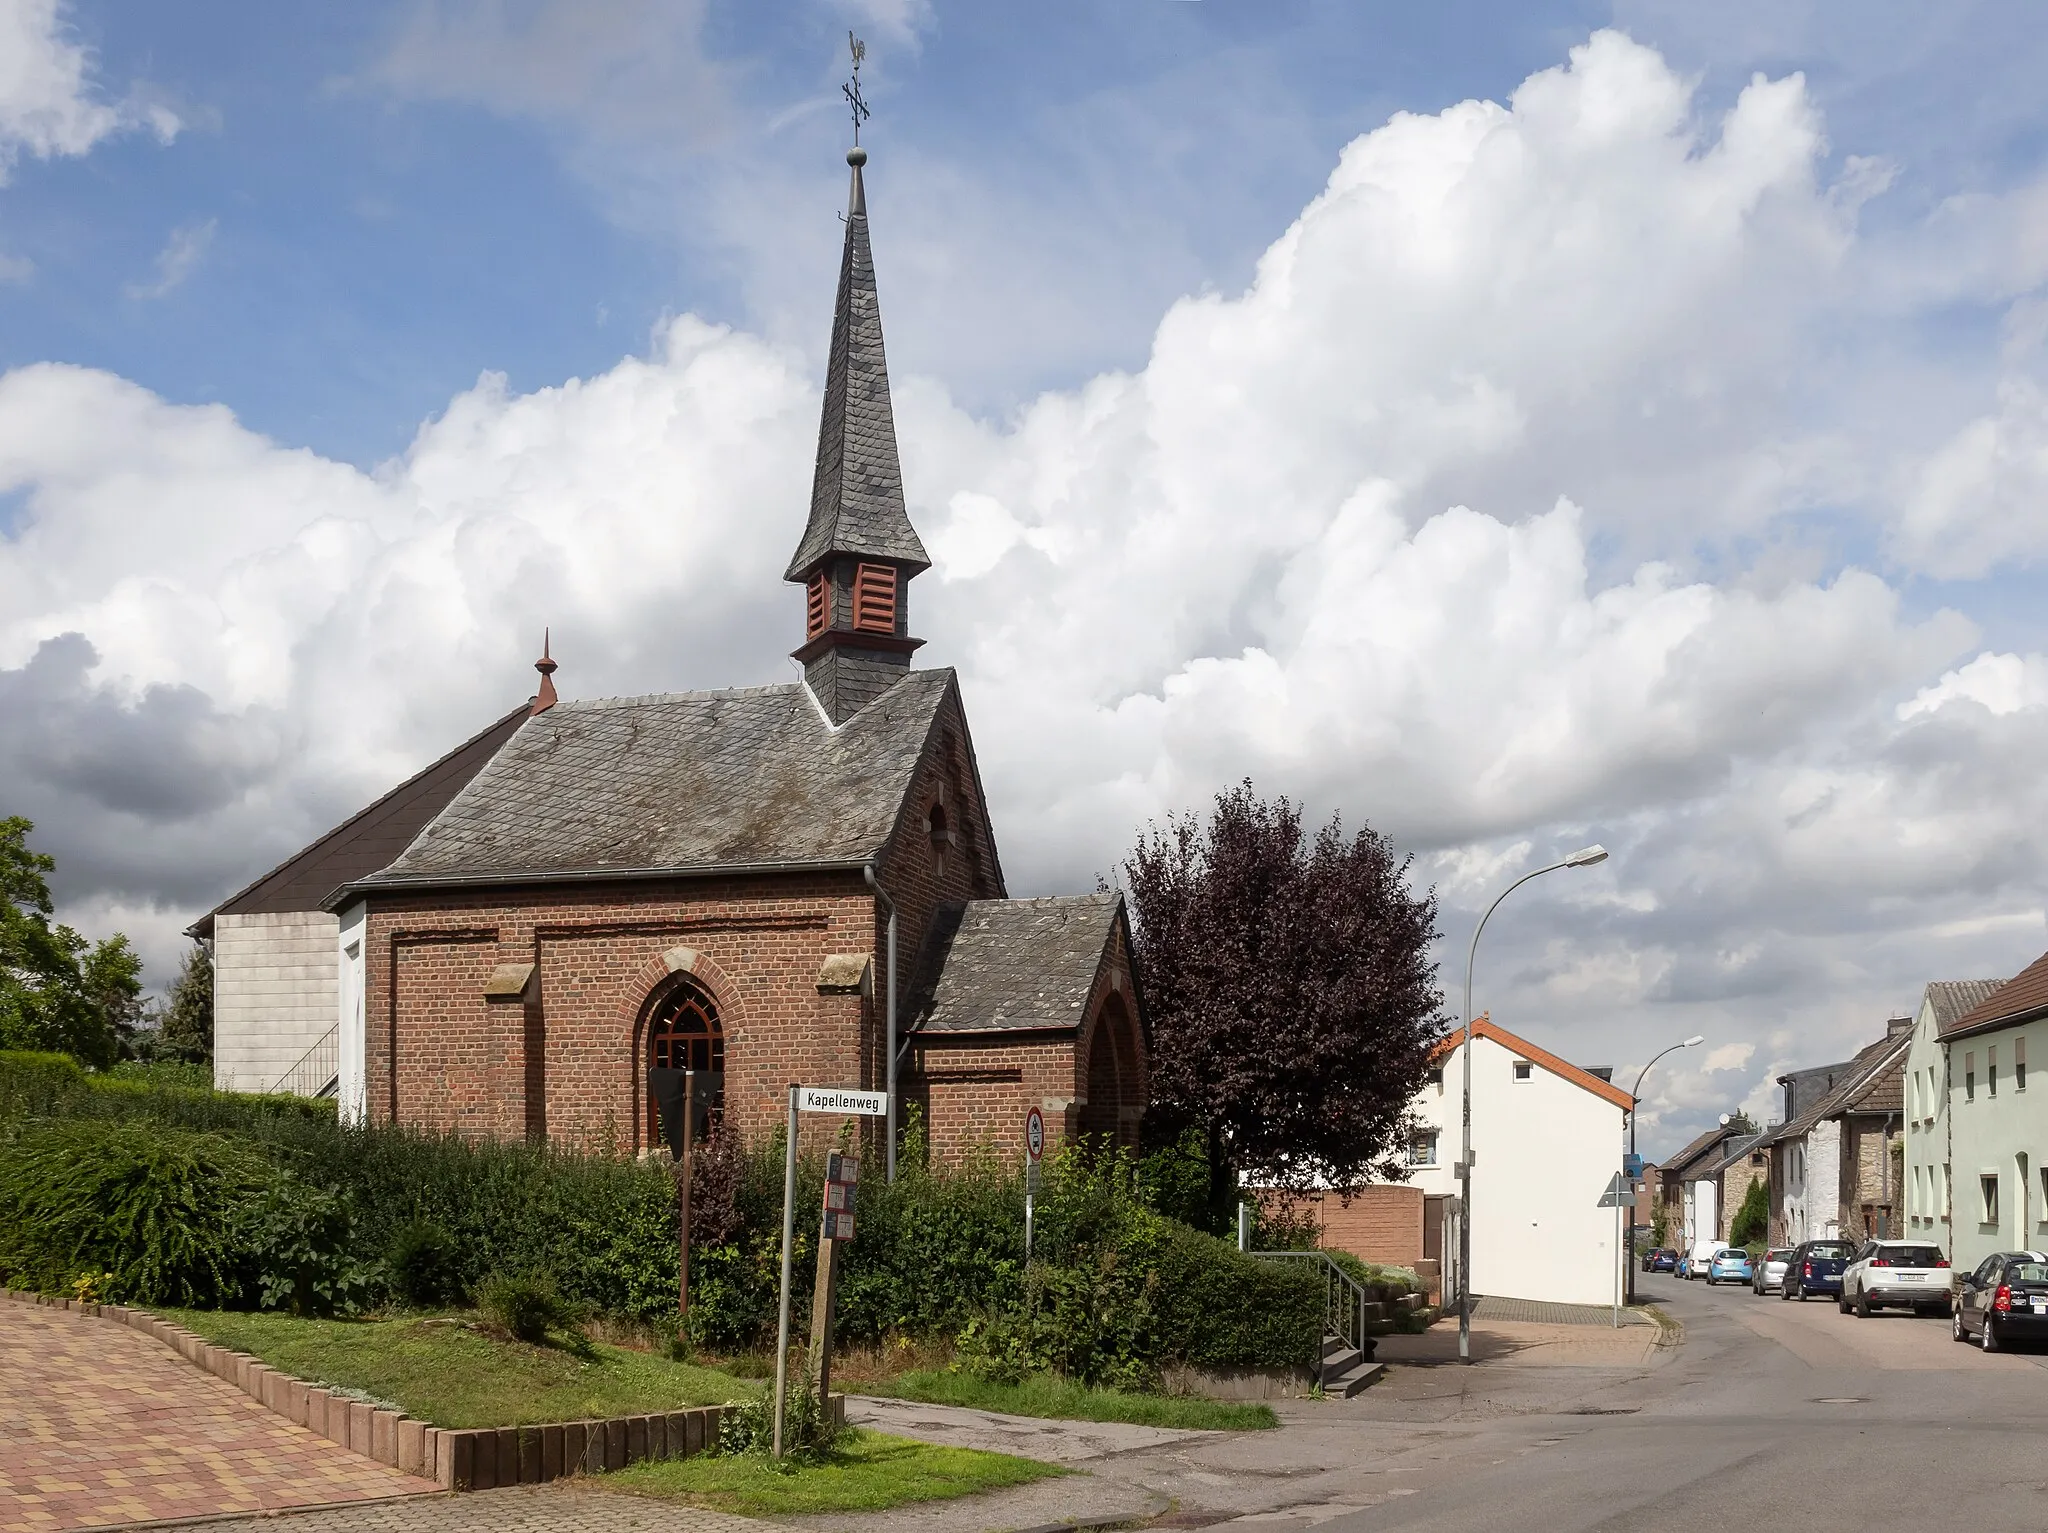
1122, 781, 1449, 1225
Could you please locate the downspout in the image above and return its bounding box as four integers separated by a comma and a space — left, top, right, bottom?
864, 863, 899, 1183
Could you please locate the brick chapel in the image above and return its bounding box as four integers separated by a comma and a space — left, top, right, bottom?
196, 144, 1147, 1166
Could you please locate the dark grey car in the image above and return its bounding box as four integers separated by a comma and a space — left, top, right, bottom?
1952, 1251, 2048, 1351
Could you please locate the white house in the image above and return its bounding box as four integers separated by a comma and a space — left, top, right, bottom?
189, 703, 527, 1096
1902, 978, 2005, 1255
1917, 954, 2048, 1272
1402, 1016, 1633, 1307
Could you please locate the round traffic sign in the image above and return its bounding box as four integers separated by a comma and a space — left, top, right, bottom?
1025, 1105, 1044, 1162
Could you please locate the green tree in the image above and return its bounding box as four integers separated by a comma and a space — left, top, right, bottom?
0, 816, 137, 1068
1729, 1176, 1770, 1247
154, 944, 214, 1064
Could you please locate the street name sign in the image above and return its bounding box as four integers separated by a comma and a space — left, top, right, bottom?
799, 1086, 886, 1116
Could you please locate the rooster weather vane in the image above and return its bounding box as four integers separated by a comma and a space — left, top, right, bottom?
843, 32, 871, 146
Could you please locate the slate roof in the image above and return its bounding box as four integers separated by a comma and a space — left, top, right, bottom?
1700, 1133, 1767, 1179
1661, 1124, 1735, 1178
191, 702, 529, 935
1774, 1033, 1909, 1142
784, 157, 930, 581
1928, 978, 2008, 1036
906, 893, 1125, 1035
1941, 956, 2048, 1039
342, 669, 957, 894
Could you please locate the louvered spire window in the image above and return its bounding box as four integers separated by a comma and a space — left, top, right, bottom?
853, 562, 897, 634
806, 572, 831, 640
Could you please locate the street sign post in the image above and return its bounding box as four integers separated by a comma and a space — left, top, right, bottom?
809, 1150, 859, 1400
1597, 1171, 1632, 1329
1024, 1106, 1044, 1259
774, 1085, 889, 1457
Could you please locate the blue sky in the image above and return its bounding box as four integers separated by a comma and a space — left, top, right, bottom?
6, 1, 2048, 1150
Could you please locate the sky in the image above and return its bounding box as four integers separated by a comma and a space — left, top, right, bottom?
3, 0, 2048, 1156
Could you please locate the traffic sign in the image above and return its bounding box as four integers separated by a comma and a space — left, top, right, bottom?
1025, 1105, 1045, 1162
799, 1085, 887, 1116
1596, 1172, 1633, 1208
1623, 1153, 1645, 1179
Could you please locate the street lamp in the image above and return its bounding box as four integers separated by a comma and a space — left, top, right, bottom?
1624, 1034, 1704, 1306
1457, 843, 1608, 1364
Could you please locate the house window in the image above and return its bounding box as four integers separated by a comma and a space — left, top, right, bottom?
805, 571, 831, 639
1965, 1052, 1975, 1102
1426, 1065, 1444, 1088
1988, 1045, 1998, 1098
2017, 1036, 2027, 1093
1410, 1131, 1439, 1167
927, 802, 950, 875
1981, 1173, 1999, 1227
1512, 1060, 1533, 1083
852, 562, 897, 634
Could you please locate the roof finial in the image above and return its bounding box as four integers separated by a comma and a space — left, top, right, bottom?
532, 627, 558, 716
844, 32, 870, 165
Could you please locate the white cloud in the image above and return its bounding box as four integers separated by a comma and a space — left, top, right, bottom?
0, 0, 177, 182
7, 29, 2048, 1153
123, 218, 215, 301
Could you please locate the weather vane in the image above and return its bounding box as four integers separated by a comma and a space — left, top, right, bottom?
843, 32, 871, 146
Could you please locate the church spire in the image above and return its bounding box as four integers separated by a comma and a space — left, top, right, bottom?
787, 42, 928, 726
783, 144, 929, 583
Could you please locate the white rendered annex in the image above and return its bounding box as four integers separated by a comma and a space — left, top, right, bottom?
1402, 1017, 1634, 1307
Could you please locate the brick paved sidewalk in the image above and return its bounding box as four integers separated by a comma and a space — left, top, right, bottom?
0, 1296, 433, 1531
162, 1484, 768, 1533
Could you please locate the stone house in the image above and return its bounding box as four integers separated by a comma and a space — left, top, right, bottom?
1655, 1120, 1752, 1254
1767, 1018, 1912, 1245
191, 145, 1147, 1167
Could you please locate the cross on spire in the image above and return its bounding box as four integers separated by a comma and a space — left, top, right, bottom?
843, 32, 870, 146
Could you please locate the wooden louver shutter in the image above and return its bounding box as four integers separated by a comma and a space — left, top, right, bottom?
806, 572, 830, 639
852, 563, 896, 634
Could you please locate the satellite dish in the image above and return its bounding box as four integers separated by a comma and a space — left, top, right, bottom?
1719, 1113, 1731, 1126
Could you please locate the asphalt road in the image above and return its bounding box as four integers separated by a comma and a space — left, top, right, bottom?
1321, 1271, 2048, 1531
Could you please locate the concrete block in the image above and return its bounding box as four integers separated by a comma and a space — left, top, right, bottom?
284, 1378, 309, 1426
518, 1425, 542, 1483
494, 1427, 519, 1487
423, 1427, 443, 1485
446, 1432, 477, 1490
372, 1410, 399, 1465
304, 1389, 329, 1438
348, 1399, 374, 1457
540, 1423, 564, 1482
458, 1431, 488, 1492
259, 1370, 284, 1412
604, 1417, 626, 1471
684, 1409, 706, 1458
398, 1418, 427, 1477
246, 1364, 272, 1401
563, 1421, 592, 1476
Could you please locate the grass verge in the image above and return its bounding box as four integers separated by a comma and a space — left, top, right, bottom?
163, 1309, 747, 1428
857, 1369, 1277, 1430
600, 1428, 1064, 1516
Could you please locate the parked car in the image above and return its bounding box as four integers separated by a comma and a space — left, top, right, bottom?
1685, 1240, 1729, 1280
1781, 1239, 1857, 1301
1952, 1251, 2048, 1351
1648, 1248, 1678, 1273
1841, 1239, 1951, 1316
1676, 1252, 1693, 1278
1707, 1248, 1754, 1285
1752, 1247, 1794, 1295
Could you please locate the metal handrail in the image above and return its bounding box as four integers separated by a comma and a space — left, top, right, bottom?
269, 1024, 339, 1099
1250, 1249, 1372, 1389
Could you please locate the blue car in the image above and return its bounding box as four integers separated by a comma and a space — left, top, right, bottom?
1782, 1239, 1857, 1301
1707, 1248, 1753, 1285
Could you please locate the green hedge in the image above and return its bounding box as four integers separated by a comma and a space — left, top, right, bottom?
0, 1055, 1326, 1381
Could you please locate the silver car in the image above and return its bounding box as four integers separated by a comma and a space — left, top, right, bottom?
1752, 1246, 1794, 1296
1841, 1239, 1951, 1316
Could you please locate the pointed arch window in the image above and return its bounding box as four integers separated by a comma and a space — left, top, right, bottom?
649, 980, 724, 1075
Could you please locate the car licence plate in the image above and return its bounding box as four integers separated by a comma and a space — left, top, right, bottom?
2033, 1299, 2046, 1315
1898, 1273, 1922, 1282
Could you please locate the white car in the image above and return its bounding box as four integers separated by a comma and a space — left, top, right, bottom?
1840, 1238, 1952, 1317
1686, 1241, 1730, 1280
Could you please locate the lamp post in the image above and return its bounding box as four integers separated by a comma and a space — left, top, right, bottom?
1457, 843, 1608, 1364
1624, 1035, 1703, 1307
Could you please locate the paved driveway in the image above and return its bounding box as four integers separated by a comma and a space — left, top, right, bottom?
0, 1298, 432, 1531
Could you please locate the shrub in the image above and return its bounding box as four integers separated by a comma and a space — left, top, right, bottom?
236, 1179, 373, 1317
0, 1049, 87, 1119
388, 1219, 463, 1309
1729, 1178, 1769, 1248
1152, 1222, 1323, 1372
477, 1272, 586, 1346
716, 1374, 842, 1460
0, 1118, 276, 1304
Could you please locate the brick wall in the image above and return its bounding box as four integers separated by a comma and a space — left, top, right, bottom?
910, 1034, 1081, 1160
1262, 1186, 1426, 1268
